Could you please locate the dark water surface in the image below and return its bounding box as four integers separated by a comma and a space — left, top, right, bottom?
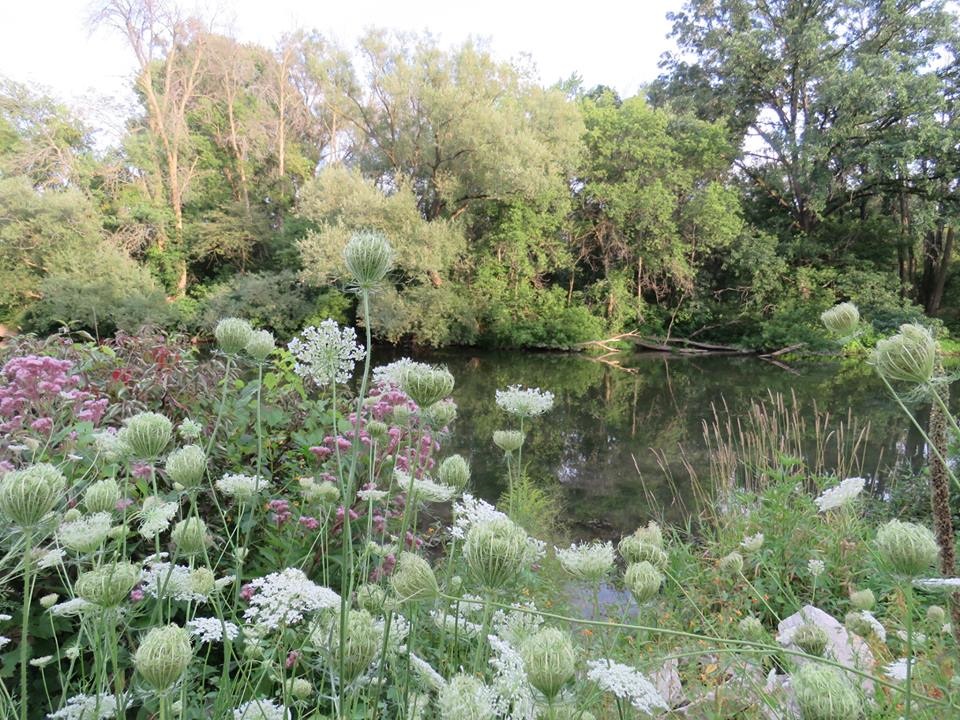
384, 349, 928, 539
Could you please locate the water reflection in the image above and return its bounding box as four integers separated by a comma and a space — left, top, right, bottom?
382, 349, 930, 539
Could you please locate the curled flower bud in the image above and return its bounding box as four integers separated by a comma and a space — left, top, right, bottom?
120, 412, 172, 459
821, 302, 860, 337
719, 551, 744, 575
849, 588, 875, 611
464, 518, 530, 589
400, 365, 455, 408
793, 664, 862, 720
134, 624, 193, 692
171, 517, 208, 557
215, 317, 254, 356
438, 674, 496, 720
189, 567, 216, 597
620, 521, 664, 552
618, 538, 668, 571
624, 561, 663, 604
83, 478, 121, 514
245, 329, 276, 362
343, 229, 394, 291
39, 593, 59, 609
492, 430, 525, 453
366, 420, 388, 441
520, 627, 576, 699
0, 463, 65, 528
286, 677, 314, 700
872, 323, 937, 386
738, 616, 764, 639
424, 399, 458, 428
389, 405, 413, 426
438, 455, 471, 492
390, 552, 439, 602
356, 584, 390, 614
875, 519, 939, 578
165, 445, 207, 489
927, 605, 947, 625
331, 608, 382, 681
792, 624, 828, 657
76, 562, 140, 607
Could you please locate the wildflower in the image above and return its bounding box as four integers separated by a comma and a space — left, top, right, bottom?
845, 610, 886, 641
395, 469, 456, 503
178, 419, 203, 440
83, 479, 121, 514
487, 634, 537, 718
343, 229, 394, 290
808, 558, 826, 577
738, 616, 764, 639
719, 551, 744, 574
138, 497, 179, 539
792, 624, 828, 656
327, 608, 382, 681
217, 473, 270, 500
134, 624, 192, 692
555, 540, 615, 584
424, 398, 458, 427
233, 699, 290, 720
741, 533, 764, 552
48, 598, 93, 617
119, 412, 172, 459
625, 561, 663, 604
465, 518, 531, 589
927, 605, 946, 624
495, 385, 554, 418
884, 658, 913, 682
390, 552, 440, 602
451, 494, 508, 540
286, 677, 313, 700
373, 358, 431, 387
287, 320, 365, 387
814, 477, 865, 512
0, 636, 8, 650
171, 517, 208, 556
520, 627, 576, 700
39, 593, 58, 609
164, 445, 207, 489
357, 488, 388, 502
187, 617, 239, 643
76, 562, 140, 608
876, 519, 939, 577
215, 318, 254, 355
586, 659, 668, 714
30, 655, 54, 667
93, 430, 129, 463
0, 462, 65, 528
245, 329, 276, 362
849, 588, 875, 610
492, 430, 525, 453
57, 512, 113, 553
47, 693, 118, 719
438, 455, 471, 491
409, 652, 446, 691
140, 561, 211, 603
618, 523, 665, 563
793, 664, 862, 719
400, 364, 456, 407
242, 568, 340, 631
438, 674, 497, 720
821, 302, 860, 337
872, 323, 937, 386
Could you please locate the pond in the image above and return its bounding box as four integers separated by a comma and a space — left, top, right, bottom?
386, 348, 931, 540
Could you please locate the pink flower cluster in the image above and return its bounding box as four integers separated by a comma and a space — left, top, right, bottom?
0, 355, 108, 434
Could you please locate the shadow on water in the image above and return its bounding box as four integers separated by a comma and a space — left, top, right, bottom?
377, 348, 932, 539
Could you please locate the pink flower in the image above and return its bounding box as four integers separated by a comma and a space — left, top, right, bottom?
131, 462, 153, 479
299, 516, 320, 531
30, 417, 53, 433
285, 651, 300, 669
240, 584, 255, 601
130, 588, 145, 602
309, 446, 332, 462
116, 498, 134, 511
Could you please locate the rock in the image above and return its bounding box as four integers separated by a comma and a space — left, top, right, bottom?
651, 658, 685, 707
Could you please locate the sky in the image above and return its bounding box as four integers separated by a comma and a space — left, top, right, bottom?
0, 0, 681, 138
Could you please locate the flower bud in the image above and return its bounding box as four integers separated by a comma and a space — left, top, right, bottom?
215, 317, 254, 355
849, 589, 875, 611
624, 561, 663, 604
437, 455, 471, 492
189, 567, 216, 597
343, 229, 394, 291
927, 605, 947, 624
245, 329, 276, 362
492, 430, 525, 453
400, 365, 455, 408
464, 518, 530, 589
844, 611, 874, 638
171, 517, 208, 557
76, 562, 140, 607
390, 552, 439, 602
738, 616, 764, 639
719, 551, 744, 575
389, 406, 413, 426
423, 399, 457, 428
63, 508, 81, 523
438, 674, 496, 720
875, 519, 938, 577
520, 627, 576, 699
286, 677, 314, 700
0, 463, 66, 528
83, 478, 121, 514
821, 302, 860, 337
39, 593, 59, 609
366, 420, 388, 441
618, 538, 668, 570
134, 624, 193, 692
120, 412, 172, 459
331, 608, 382, 681
872, 323, 937, 386
793, 664, 862, 720
164, 445, 207, 489
356, 583, 389, 614
792, 624, 828, 657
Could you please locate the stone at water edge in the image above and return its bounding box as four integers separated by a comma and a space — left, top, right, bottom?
651, 658, 685, 708
776, 605, 875, 694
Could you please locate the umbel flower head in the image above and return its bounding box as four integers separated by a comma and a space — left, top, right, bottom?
738, 616, 765, 639
215, 317, 254, 355
165, 445, 207, 489
792, 624, 828, 657
120, 412, 172, 459
875, 519, 939, 577
288, 320, 365, 387
390, 552, 440, 602
437, 674, 497, 720
849, 588, 875, 611
329, 608, 382, 681
618, 524, 668, 570
76, 562, 140, 607
245, 329, 276, 362
343, 229, 394, 291
83, 478, 121, 514
495, 385, 554, 418
624, 561, 663, 604
520, 627, 577, 699
492, 430, 525, 453
424, 398, 458, 427
792, 664, 862, 720
438, 455, 471, 492
57, 512, 113, 553
871, 323, 937, 386
171, 517, 208, 556
464, 517, 531, 589
400, 364, 455, 408
555, 540, 615, 584
821, 302, 860, 337
0, 462, 65, 528
134, 624, 193, 692
719, 551, 745, 575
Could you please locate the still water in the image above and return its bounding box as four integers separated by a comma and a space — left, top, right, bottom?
396, 349, 927, 539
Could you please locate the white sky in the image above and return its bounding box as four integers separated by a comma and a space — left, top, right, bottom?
0, 0, 681, 140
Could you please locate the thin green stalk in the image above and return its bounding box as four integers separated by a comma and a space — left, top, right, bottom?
905, 582, 915, 719
206, 355, 235, 456
19, 530, 34, 720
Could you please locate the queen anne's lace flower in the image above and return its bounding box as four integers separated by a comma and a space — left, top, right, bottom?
140, 561, 212, 603
408, 652, 446, 691
555, 541, 615, 584
741, 533, 764, 552
855, 610, 887, 641
288, 320, 365, 387
0, 636, 9, 650
808, 558, 826, 577
495, 386, 554, 418
373, 358, 432, 388
243, 568, 340, 630
187, 617, 239, 643
488, 635, 537, 720
814, 477, 866, 512
395, 469, 457, 503
138, 497, 179, 538
884, 658, 913, 681
586, 659, 668, 714
48, 598, 93, 617
216, 473, 270, 499
48, 693, 118, 719
431, 609, 484, 638
451, 494, 508, 540
233, 698, 290, 720
57, 512, 114, 553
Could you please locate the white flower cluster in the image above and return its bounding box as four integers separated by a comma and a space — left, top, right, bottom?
395, 469, 457, 503
430, 609, 483, 639
0, 636, 9, 650
140, 561, 210, 603
47, 599, 92, 617
586, 659, 668, 714
372, 358, 431, 388
57, 512, 114, 552
853, 610, 887, 641
48, 693, 118, 720
884, 658, 913, 682
216, 473, 270, 499
808, 558, 826, 577
233, 698, 290, 720
495, 385, 555, 418
187, 617, 240, 643
555, 540, 615, 584
138, 497, 179, 538
243, 568, 340, 631
493, 603, 544, 646
288, 320, 365, 387
741, 533, 764, 552
357, 488, 388, 502
451, 494, 508, 540
814, 476, 866, 512
38, 548, 66, 570
488, 634, 537, 720
408, 652, 446, 691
